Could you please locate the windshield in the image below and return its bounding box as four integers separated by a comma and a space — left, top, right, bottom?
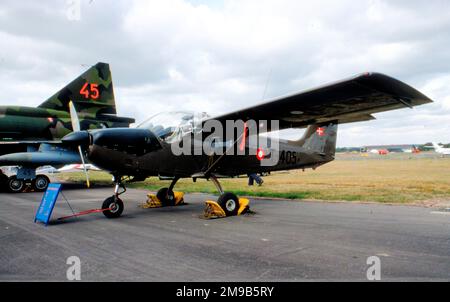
137, 111, 209, 142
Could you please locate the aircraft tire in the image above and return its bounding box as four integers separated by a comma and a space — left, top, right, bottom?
32, 175, 50, 192
102, 196, 124, 218
218, 192, 240, 216
7, 176, 25, 193
156, 188, 176, 206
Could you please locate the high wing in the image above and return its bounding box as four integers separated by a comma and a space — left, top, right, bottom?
206, 72, 433, 130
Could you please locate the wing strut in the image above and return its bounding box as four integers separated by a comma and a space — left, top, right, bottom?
202, 123, 251, 178
396, 97, 413, 109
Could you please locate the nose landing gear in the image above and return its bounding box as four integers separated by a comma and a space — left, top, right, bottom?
102, 176, 126, 218
102, 196, 124, 218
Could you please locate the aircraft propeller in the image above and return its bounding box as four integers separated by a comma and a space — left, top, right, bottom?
69, 101, 90, 188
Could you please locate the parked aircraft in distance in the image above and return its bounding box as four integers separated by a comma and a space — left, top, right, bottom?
35, 164, 101, 174
430, 142, 450, 156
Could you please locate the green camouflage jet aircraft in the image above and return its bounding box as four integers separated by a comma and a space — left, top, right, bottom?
0, 62, 135, 192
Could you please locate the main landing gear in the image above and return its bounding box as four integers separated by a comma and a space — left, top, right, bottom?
32, 175, 51, 192
102, 176, 125, 218
209, 176, 240, 216
100, 175, 249, 219
204, 176, 250, 218
150, 175, 248, 217
6, 176, 25, 193
4, 174, 50, 193
143, 177, 185, 208
156, 177, 180, 207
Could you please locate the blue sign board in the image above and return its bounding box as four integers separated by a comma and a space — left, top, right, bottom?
34, 183, 62, 226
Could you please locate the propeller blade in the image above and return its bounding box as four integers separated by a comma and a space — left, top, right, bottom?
69, 100, 80, 132
78, 145, 90, 188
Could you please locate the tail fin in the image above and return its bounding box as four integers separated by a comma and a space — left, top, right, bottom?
291, 122, 338, 156
38, 62, 117, 116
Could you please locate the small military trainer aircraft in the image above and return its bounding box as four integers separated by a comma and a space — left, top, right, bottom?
63, 72, 432, 218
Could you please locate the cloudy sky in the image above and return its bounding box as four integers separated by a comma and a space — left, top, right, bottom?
1, 0, 449, 146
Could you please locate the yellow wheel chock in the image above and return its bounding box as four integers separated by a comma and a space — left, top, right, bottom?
203, 198, 250, 219
141, 191, 185, 208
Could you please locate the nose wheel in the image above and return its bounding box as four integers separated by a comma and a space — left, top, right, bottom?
102, 196, 124, 218
102, 175, 126, 218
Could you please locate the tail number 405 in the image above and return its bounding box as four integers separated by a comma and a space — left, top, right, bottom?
79, 82, 100, 100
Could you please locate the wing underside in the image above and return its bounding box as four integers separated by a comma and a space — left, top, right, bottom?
207, 72, 432, 130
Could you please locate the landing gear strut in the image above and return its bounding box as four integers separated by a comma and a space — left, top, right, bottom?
102, 176, 126, 218
210, 175, 240, 217
143, 177, 185, 208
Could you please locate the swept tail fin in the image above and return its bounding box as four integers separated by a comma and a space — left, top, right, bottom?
38, 62, 117, 116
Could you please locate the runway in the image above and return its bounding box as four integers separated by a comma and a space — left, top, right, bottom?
0, 186, 449, 281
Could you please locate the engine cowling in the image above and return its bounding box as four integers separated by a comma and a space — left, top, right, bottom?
90, 128, 161, 156
62, 128, 162, 175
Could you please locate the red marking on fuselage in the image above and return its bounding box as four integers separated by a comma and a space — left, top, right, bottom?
239, 122, 247, 152
256, 148, 265, 161
316, 127, 325, 136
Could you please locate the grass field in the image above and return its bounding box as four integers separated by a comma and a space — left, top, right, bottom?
57, 152, 450, 204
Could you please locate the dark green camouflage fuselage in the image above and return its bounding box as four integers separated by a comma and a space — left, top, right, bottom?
0, 105, 131, 141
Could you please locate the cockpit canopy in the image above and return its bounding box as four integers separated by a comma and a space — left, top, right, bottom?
137, 111, 209, 142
